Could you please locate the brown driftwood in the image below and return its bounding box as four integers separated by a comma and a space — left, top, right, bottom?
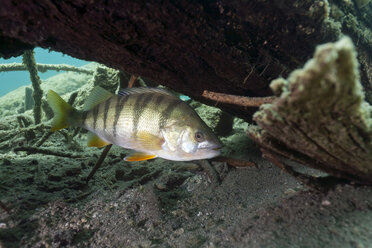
202, 90, 276, 107
212, 156, 256, 168
127, 75, 138, 89
248, 38, 372, 185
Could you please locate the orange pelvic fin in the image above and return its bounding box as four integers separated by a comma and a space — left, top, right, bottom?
124, 152, 157, 162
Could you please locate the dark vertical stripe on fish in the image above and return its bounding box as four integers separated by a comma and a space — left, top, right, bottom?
113, 96, 129, 137
93, 105, 99, 130
132, 93, 154, 139
103, 98, 111, 131
153, 94, 165, 108
159, 99, 182, 130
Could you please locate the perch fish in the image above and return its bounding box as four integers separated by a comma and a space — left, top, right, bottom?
47, 87, 222, 161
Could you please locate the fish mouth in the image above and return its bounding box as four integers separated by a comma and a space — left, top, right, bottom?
198, 141, 223, 151
210, 143, 223, 151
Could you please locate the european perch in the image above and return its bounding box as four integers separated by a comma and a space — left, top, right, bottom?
47, 87, 222, 162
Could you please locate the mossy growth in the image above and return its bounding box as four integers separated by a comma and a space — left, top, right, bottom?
22, 50, 43, 124
247, 37, 372, 184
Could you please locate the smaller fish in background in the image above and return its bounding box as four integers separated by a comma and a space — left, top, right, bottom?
47, 87, 222, 161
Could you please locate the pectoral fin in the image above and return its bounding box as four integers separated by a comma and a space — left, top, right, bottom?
87, 132, 111, 148
124, 152, 157, 162
136, 131, 164, 151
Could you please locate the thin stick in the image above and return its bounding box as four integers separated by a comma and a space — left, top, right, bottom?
16, 115, 32, 128
128, 75, 138, 88
212, 156, 256, 168
35, 131, 53, 147
86, 144, 113, 182
202, 90, 276, 107
13, 146, 83, 158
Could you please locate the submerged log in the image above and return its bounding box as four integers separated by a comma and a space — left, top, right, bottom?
247, 37, 372, 184
0, 0, 371, 119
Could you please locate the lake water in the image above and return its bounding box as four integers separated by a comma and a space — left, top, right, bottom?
0, 48, 89, 96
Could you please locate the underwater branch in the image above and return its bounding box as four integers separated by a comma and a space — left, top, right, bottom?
212, 156, 256, 168
22, 50, 43, 124
202, 90, 276, 107
0, 63, 94, 74
13, 146, 84, 158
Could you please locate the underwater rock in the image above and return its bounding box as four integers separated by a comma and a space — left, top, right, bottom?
247, 37, 372, 184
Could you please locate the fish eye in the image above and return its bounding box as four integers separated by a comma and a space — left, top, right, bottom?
194, 131, 205, 142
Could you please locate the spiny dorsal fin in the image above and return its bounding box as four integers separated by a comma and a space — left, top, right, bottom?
83, 86, 114, 111
118, 87, 177, 99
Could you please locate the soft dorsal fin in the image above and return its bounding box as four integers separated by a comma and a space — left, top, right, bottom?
117, 87, 177, 99
83, 86, 114, 111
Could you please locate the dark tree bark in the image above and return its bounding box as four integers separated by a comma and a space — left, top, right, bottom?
0, 0, 371, 119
